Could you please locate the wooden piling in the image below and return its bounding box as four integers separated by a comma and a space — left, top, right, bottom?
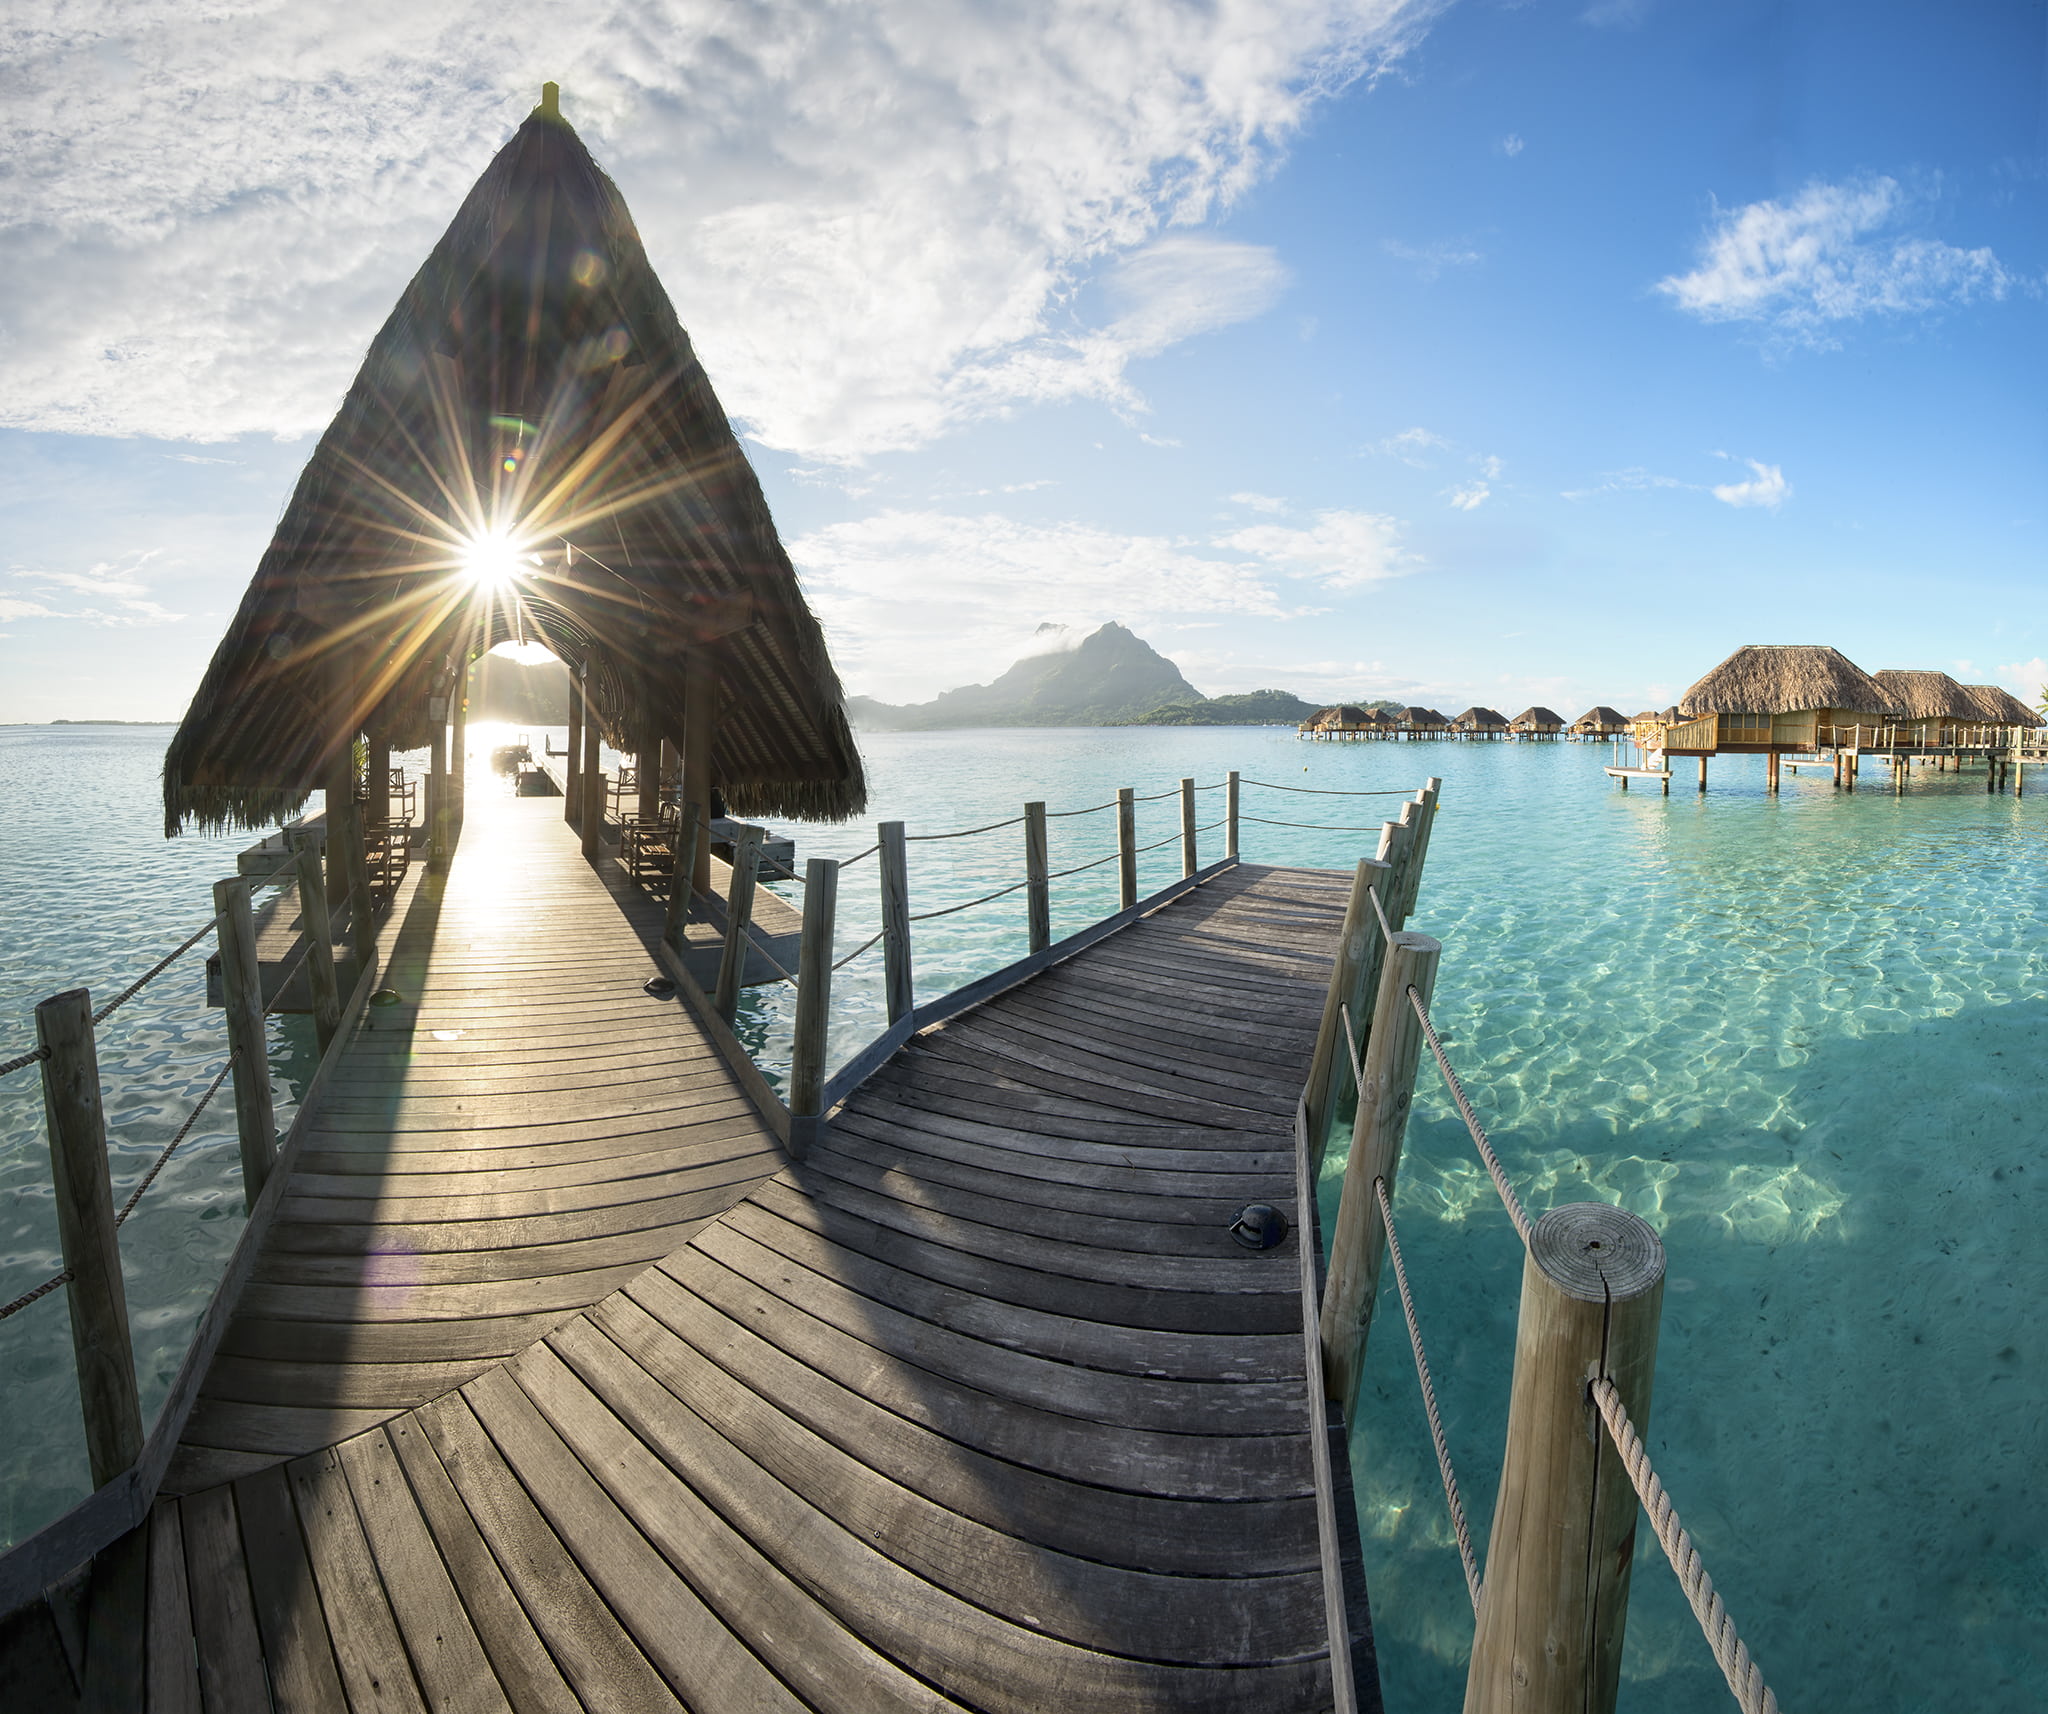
324, 748, 375, 973
1024, 802, 1051, 954
1226, 771, 1240, 859
1179, 778, 1199, 877
35, 989, 144, 1488
714, 828, 763, 1023
1396, 779, 1441, 924
636, 716, 664, 825
788, 858, 839, 1151
213, 877, 277, 1209
564, 672, 584, 825
664, 799, 703, 957
1116, 787, 1138, 909
289, 836, 342, 1054
682, 664, 720, 896
448, 650, 470, 826
879, 821, 914, 1024
579, 677, 603, 860
1319, 931, 1441, 1410
1465, 1202, 1665, 1714
1302, 856, 1396, 1161
1697, 755, 1708, 793
1766, 750, 1780, 793
427, 689, 450, 872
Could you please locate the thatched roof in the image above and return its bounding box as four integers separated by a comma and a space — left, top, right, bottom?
1511, 706, 1565, 728
1961, 684, 2044, 727
1307, 704, 1372, 727
1450, 706, 1508, 728
1871, 670, 1982, 722
1399, 707, 1448, 728
1677, 645, 1887, 718
1571, 706, 1628, 730
164, 91, 864, 834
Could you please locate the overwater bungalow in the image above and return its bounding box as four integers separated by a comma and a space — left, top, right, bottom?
1394, 706, 1449, 738
1871, 669, 1985, 748
1449, 706, 1510, 738
1961, 683, 2044, 729
1570, 705, 1629, 738
1300, 702, 1377, 738
1509, 706, 1566, 737
1660, 645, 1889, 760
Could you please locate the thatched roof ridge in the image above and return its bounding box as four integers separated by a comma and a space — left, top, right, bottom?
1871, 670, 1982, 722
1677, 645, 1887, 717
165, 98, 864, 834
1450, 706, 1508, 728
1961, 684, 2043, 726
1511, 706, 1565, 728
1306, 704, 1372, 726
1572, 706, 1628, 729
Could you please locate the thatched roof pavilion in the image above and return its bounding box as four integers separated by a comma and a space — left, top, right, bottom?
164, 87, 863, 835
1308, 704, 1373, 728
1449, 706, 1509, 733
1871, 670, 1980, 724
1510, 706, 1565, 733
1961, 684, 2043, 727
1675, 645, 1887, 719
1571, 706, 1628, 735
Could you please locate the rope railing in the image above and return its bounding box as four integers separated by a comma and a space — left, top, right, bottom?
1405, 987, 1534, 1246
908, 877, 1032, 923
905, 815, 1025, 841
1240, 814, 1402, 832
831, 932, 884, 972
1046, 797, 1119, 818
1593, 1380, 1782, 1714
92, 916, 220, 1028
0, 1044, 50, 1081
1045, 847, 1123, 882
1242, 779, 1421, 796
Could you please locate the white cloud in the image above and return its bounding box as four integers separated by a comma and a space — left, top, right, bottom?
1996, 658, 2047, 704
1561, 467, 1699, 501
1229, 491, 1291, 513
0, 0, 1442, 459
0, 598, 54, 621
1217, 509, 1418, 590
1372, 426, 1451, 464
11, 549, 185, 625
1499, 133, 1525, 157
1447, 481, 1490, 510
1711, 459, 1790, 509
1383, 238, 1483, 280
1658, 177, 2014, 347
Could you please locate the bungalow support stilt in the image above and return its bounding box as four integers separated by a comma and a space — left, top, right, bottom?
579, 672, 603, 860
564, 680, 583, 825
681, 661, 720, 896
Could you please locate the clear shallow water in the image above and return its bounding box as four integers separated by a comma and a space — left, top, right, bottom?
2, 724, 2042, 1710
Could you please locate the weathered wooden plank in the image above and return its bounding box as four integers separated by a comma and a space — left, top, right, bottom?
144, 1501, 201, 1714
176, 1485, 271, 1714
336, 1431, 510, 1714
80, 1517, 148, 1714
232, 1260, 658, 1325
230, 1464, 348, 1713
414, 1394, 685, 1714
218, 1311, 575, 1366
249, 1220, 711, 1286
286, 1446, 429, 1713
204, 1355, 501, 1411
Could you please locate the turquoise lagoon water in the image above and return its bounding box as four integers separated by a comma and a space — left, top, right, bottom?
2, 721, 2043, 1709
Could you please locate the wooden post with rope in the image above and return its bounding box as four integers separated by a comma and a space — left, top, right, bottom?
663, 798, 703, 958
1116, 787, 1137, 909
1302, 855, 1393, 1162
879, 821, 913, 1024
1319, 932, 1440, 1411
289, 834, 342, 1054
213, 876, 276, 1209
1226, 770, 1240, 860
1179, 777, 1198, 877
713, 827, 763, 1024
788, 857, 839, 1155
564, 667, 584, 825
1465, 1202, 1665, 1714
35, 988, 144, 1488
1023, 802, 1050, 954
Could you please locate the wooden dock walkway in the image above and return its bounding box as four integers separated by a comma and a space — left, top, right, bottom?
41, 788, 1371, 1711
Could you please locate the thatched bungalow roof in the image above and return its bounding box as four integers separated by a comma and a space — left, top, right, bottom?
1571, 706, 1628, 731
1871, 670, 1982, 722
164, 89, 864, 834
1676, 645, 1888, 718
1510, 706, 1565, 730
1307, 704, 1372, 727
1961, 684, 2044, 727
1449, 706, 1509, 730
1400, 707, 1449, 729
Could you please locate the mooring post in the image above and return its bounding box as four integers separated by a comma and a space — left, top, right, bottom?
788, 858, 840, 1155
1226, 770, 1240, 860
713, 828, 764, 1023
1303, 856, 1392, 1162
1023, 802, 1051, 954
1179, 778, 1199, 877
1465, 1202, 1665, 1714
289, 833, 342, 1054
1319, 932, 1440, 1410
213, 877, 277, 1209
878, 821, 913, 1024
35, 989, 144, 1488
1380, 803, 1419, 932
1116, 787, 1138, 909
664, 798, 703, 958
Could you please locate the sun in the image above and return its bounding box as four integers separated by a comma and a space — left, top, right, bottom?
461, 529, 533, 591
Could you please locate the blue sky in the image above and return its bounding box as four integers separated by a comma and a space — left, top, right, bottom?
1, 0, 2041, 721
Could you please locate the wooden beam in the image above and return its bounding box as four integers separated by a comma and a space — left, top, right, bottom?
878, 821, 913, 1024
682, 660, 720, 895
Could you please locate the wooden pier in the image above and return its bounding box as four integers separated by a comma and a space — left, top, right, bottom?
2, 784, 1376, 1711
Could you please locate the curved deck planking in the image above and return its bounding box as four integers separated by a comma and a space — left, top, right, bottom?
51, 797, 1370, 1711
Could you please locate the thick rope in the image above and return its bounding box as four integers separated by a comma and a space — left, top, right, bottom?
260, 938, 316, 1017
1241, 780, 1419, 796
831, 931, 884, 972
908, 877, 1031, 922
1047, 798, 1118, 818
906, 815, 1025, 841
1045, 847, 1122, 881
836, 844, 881, 868
1377, 1176, 1482, 1613
1369, 883, 1393, 942
114, 1057, 235, 1227
90, 915, 219, 1026
1240, 815, 1399, 832
1407, 987, 1534, 1246
1591, 1379, 1782, 1714
0, 1045, 50, 1081
0, 1268, 71, 1322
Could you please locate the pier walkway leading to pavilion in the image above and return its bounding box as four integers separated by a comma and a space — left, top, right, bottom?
25, 787, 1372, 1713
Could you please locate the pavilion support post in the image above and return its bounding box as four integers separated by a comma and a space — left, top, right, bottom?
682, 662, 720, 897
1766, 750, 1781, 794
325, 748, 376, 974
579, 676, 603, 861
1023, 803, 1051, 954
213, 877, 277, 1210
1319, 931, 1441, 1410
1697, 755, 1708, 793
448, 652, 470, 827
714, 828, 763, 1024
1179, 778, 1199, 877
879, 821, 913, 1024
290, 835, 342, 1054
564, 679, 584, 825
636, 714, 664, 826
661, 737, 681, 805
36, 989, 144, 1489
1226, 771, 1240, 860
366, 728, 391, 827
1465, 1203, 1665, 1714
427, 686, 451, 873
789, 857, 839, 1155
664, 799, 705, 957
1116, 787, 1137, 909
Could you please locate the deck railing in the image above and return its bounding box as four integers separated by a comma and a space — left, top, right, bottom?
1298, 827, 1786, 1714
